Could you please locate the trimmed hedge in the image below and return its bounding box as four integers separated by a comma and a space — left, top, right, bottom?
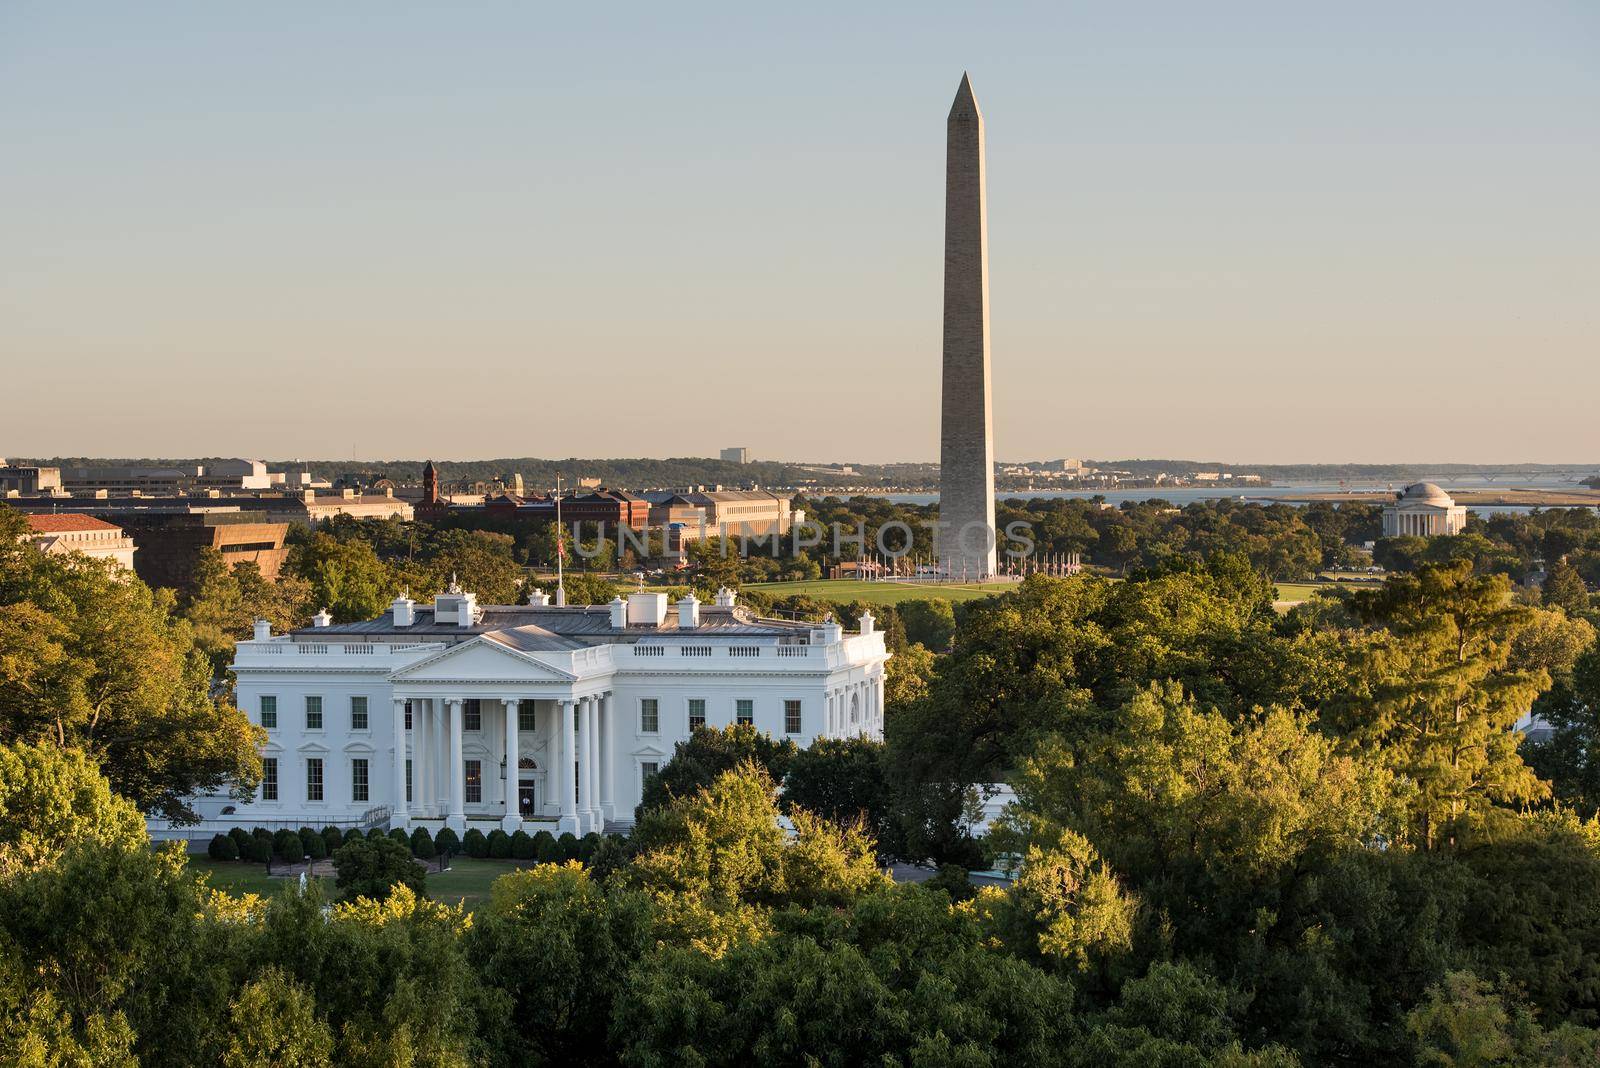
304, 832, 327, 861
280, 832, 305, 864
273, 828, 292, 854
248, 836, 273, 863
228, 827, 251, 855
207, 833, 238, 861
533, 830, 560, 864
411, 827, 437, 859
435, 827, 460, 857
558, 832, 580, 862
579, 832, 601, 864
367, 827, 385, 841
389, 828, 410, 848
463, 828, 488, 858
511, 830, 535, 860
487, 829, 511, 859
321, 826, 343, 852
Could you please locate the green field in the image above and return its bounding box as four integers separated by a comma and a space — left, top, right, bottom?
187, 855, 530, 912
744, 578, 1015, 605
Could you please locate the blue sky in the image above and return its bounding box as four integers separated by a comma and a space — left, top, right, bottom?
2, 2, 1595, 463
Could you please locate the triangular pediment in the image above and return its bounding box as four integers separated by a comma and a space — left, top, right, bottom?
388, 637, 577, 683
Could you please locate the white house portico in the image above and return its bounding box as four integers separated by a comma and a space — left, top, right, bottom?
224, 585, 888, 835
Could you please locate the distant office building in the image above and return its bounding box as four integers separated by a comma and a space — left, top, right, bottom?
22, 514, 137, 569
0, 462, 63, 495
649, 489, 794, 545
60, 460, 273, 494
1383, 483, 1467, 538
720, 447, 749, 465
116, 512, 290, 592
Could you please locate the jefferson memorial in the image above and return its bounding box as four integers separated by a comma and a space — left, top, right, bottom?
1382, 482, 1468, 538
221, 585, 889, 835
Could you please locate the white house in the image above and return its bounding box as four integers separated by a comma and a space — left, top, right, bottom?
220, 585, 888, 836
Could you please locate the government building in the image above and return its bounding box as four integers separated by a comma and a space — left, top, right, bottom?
1382, 482, 1468, 538
221, 586, 889, 836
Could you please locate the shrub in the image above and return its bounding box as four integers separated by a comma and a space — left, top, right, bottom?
435, 827, 460, 857
273, 828, 292, 854
389, 827, 410, 847
533, 830, 560, 863
298, 826, 318, 844
578, 832, 601, 864
248, 836, 273, 863
511, 830, 536, 860
228, 827, 251, 854
411, 827, 437, 859
332, 836, 427, 902
367, 827, 385, 841
208, 833, 238, 861
280, 833, 305, 864
252, 826, 273, 842
558, 832, 580, 862
488, 829, 512, 859
321, 825, 343, 852
303, 831, 327, 861
463, 828, 488, 858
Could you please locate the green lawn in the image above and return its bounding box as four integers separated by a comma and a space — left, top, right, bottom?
187, 855, 533, 913
744, 578, 1015, 605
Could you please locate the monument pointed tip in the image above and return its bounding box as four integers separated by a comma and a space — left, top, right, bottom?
950, 71, 980, 117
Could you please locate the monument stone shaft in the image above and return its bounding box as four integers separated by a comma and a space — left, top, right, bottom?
938, 73, 997, 578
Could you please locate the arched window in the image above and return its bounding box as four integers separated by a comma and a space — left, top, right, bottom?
850, 693, 860, 725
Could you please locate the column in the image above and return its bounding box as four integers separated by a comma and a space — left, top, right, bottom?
412, 700, 428, 818
599, 692, 615, 822
876, 675, 886, 733
558, 698, 578, 834
502, 697, 521, 831
431, 697, 447, 814
446, 699, 465, 832
584, 696, 600, 831
392, 697, 409, 829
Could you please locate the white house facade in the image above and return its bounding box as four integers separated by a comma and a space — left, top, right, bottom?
221, 586, 888, 836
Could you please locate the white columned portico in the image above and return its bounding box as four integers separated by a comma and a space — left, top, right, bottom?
431, 697, 447, 814
446, 698, 465, 832
502, 697, 520, 831
392, 698, 409, 828
558, 698, 579, 834
413, 699, 430, 817
599, 691, 614, 823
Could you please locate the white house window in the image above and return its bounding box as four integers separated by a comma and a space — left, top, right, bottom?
404, 701, 413, 730
306, 758, 324, 802
784, 700, 802, 735
464, 700, 482, 732
262, 758, 278, 801
465, 760, 482, 803
688, 699, 706, 731
736, 699, 754, 727
351, 695, 369, 731
305, 695, 323, 730
351, 758, 369, 802
641, 761, 659, 787
405, 758, 412, 803
519, 701, 537, 732
640, 698, 659, 733
260, 695, 277, 729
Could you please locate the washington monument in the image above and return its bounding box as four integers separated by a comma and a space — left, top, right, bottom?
938, 73, 998, 578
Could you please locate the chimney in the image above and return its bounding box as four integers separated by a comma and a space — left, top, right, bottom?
627, 591, 669, 627
392, 595, 415, 627
858, 609, 875, 636
252, 619, 271, 641
312, 608, 332, 628
715, 586, 737, 608
811, 614, 843, 644
678, 592, 700, 629
609, 595, 627, 628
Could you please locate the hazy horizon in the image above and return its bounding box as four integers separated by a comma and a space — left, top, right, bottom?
3, 3, 1595, 463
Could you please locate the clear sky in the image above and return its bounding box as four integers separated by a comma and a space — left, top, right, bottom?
2, 2, 1595, 464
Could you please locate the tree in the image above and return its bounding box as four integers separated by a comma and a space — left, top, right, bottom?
0, 741, 147, 877
1525, 647, 1600, 816
285, 533, 393, 623
331, 835, 425, 902
899, 599, 956, 651
1338, 562, 1551, 848
222, 967, 334, 1068
468, 863, 653, 1065
425, 529, 523, 605
636, 724, 798, 816
783, 736, 903, 858
1544, 562, 1592, 617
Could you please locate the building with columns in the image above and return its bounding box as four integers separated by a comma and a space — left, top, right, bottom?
219, 585, 888, 836
1382, 482, 1468, 538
